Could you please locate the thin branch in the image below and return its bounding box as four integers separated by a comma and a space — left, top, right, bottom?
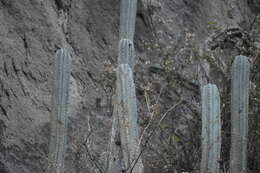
138, 89, 155, 148
85, 144, 105, 173
81, 129, 105, 173
138, 85, 164, 149
127, 99, 183, 173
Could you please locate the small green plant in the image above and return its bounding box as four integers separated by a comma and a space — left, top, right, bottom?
120, 0, 137, 40
201, 84, 221, 173
118, 39, 135, 69
230, 55, 250, 173
48, 48, 71, 173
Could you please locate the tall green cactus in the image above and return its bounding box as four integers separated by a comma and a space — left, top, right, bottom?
112, 64, 143, 173
109, 0, 139, 171
118, 39, 135, 69
120, 0, 137, 40
230, 55, 250, 173
201, 84, 221, 173
48, 48, 71, 173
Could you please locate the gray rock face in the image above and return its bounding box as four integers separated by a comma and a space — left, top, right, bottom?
248, 0, 260, 13
0, 0, 259, 173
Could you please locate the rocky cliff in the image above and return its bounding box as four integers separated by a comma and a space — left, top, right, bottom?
0, 0, 259, 173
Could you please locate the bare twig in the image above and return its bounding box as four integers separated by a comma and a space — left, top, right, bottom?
138, 85, 164, 149
138, 89, 154, 148
127, 99, 183, 173
80, 129, 106, 173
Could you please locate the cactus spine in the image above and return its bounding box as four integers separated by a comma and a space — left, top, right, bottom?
118, 39, 135, 69
201, 84, 221, 173
120, 0, 137, 40
48, 48, 71, 173
230, 55, 250, 173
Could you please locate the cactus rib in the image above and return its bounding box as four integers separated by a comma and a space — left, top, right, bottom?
116, 64, 143, 173
120, 0, 137, 40
230, 55, 250, 173
48, 48, 71, 173
201, 84, 221, 173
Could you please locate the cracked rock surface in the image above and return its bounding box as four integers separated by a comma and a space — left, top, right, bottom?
0, 0, 259, 173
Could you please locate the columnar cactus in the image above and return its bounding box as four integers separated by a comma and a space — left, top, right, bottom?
110, 64, 143, 173
48, 48, 71, 173
230, 55, 250, 173
120, 0, 137, 40
118, 39, 135, 69
117, 64, 143, 173
201, 84, 221, 173
109, 0, 140, 172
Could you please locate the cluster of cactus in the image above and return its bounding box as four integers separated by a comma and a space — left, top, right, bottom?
47, 0, 140, 172
46, 1, 251, 173
200, 55, 250, 173
48, 48, 71, 173
109, 0, 143, 173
